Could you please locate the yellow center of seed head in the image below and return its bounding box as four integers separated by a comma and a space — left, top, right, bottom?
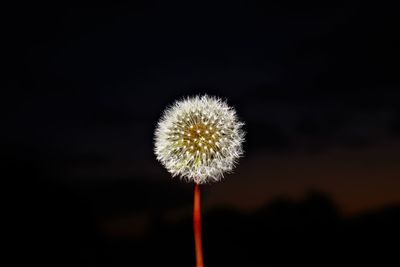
176, 116, 223, 159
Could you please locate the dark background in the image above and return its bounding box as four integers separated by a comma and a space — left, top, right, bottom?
3, 1, 399, 266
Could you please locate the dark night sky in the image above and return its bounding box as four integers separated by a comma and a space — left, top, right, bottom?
3, 2, 400, 266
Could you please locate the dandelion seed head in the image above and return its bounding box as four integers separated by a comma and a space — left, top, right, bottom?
154, 94, 245, 184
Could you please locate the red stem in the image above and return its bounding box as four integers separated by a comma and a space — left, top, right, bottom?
194, 183, 204, 267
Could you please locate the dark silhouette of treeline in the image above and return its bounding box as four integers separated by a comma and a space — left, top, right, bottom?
5, 157, 400, 266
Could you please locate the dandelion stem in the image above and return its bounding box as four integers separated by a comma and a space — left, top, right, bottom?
194, 183, 204, 267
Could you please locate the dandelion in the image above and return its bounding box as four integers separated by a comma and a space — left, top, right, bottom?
154, 95, 245, 184
154, 94, 245, 267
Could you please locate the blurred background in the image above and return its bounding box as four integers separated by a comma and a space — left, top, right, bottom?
3, 1, 399, 266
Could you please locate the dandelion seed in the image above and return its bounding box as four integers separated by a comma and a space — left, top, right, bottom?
154, 94, 245, 184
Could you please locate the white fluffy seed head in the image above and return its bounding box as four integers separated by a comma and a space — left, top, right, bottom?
154, 94, 245, 184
